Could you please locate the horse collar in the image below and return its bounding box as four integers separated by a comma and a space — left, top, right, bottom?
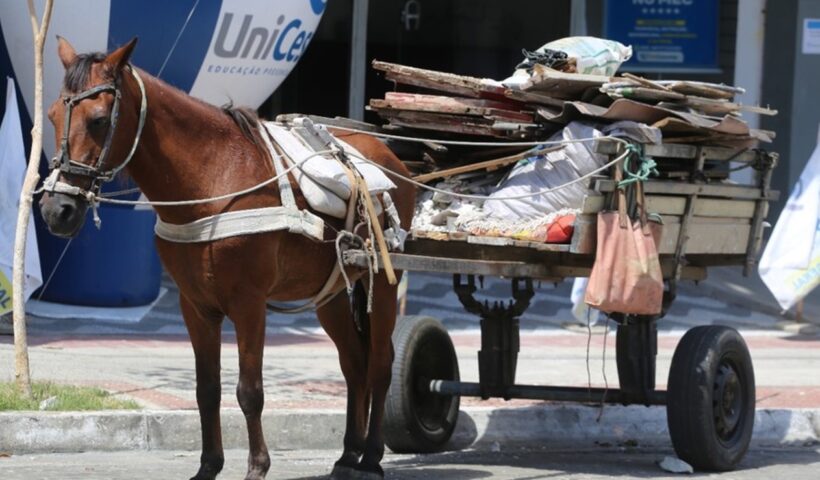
46, 65, 148, 197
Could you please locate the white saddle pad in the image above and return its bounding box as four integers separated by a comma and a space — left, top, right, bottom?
263, 123, 396, 218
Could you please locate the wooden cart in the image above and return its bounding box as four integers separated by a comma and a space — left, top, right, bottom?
342, 141, 779, 471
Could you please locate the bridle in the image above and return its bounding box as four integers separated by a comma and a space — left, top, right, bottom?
42, 65, 147, 203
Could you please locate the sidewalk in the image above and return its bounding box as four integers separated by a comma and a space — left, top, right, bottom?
692, 266, 820, 331
1, 271, 819, 453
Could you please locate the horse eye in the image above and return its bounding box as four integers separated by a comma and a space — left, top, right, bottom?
88, 116, 110, 131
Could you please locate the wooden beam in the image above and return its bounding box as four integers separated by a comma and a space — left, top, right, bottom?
412, 145, 562, 183
375, 92, 531, 122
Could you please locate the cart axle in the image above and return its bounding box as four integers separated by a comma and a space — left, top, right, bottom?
428, 379, 667, 405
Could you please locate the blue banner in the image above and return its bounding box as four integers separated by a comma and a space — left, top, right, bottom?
605, 0, 719, 72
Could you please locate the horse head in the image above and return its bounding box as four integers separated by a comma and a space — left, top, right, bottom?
40, 36, 142, 237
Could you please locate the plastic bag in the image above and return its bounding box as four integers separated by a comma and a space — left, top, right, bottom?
504, 36, 631, 85
541, 36, 632, 76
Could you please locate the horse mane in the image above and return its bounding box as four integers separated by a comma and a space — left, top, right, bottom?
221, 104, 268, 155
62, 51, 269, 158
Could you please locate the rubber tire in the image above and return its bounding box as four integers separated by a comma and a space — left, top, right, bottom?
667, 326, 755, 471
384, 316, 460, 453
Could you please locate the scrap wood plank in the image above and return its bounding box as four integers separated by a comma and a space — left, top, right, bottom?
608, 86, 687, 102
684, 98, 777, 116
504, 88, 565, 108
371, 92, 534, 122
373, 60, 506, 99
522, 65, 613, 99
666, 81, 736, 100
623, 72, 672, 91
373, 108, 540, 139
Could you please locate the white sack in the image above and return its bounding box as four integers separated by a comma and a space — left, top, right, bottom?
265, 123, 396, 218
541, 36, 632, 76
503, 36, 632, 86
0, 78, 43, 314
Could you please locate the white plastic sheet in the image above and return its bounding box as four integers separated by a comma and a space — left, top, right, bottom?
0, 78, 43, 314
759, 138, 820, 311
484, 121, 661, 221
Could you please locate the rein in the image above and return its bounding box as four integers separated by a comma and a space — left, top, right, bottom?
42, 65, 148, 218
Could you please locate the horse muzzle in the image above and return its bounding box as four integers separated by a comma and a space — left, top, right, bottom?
39, 192, 89, 238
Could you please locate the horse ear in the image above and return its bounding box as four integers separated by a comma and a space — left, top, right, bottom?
103, 37, 138, 74
56, 36, 77, 69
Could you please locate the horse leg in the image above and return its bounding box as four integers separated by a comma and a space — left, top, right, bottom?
357, 272, 400, 478
181, 296, 225, 480
231, 301, 271, 480
316, 290, 370, 477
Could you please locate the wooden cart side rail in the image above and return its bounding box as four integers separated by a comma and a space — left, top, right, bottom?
594, 179, 780, 200
570, 215, 752, 255
581, 194, 759, 218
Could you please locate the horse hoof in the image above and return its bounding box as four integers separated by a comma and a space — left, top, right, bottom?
330, 464, 357, 479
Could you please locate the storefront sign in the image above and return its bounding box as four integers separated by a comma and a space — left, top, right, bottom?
803, 19, 820, 55
604, 0, 719, 72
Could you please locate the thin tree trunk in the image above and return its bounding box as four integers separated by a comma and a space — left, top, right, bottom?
13, 0, 54, 397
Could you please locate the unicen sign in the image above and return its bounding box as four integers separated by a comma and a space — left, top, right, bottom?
213, 13, 315, 62
195, 0, 326, 106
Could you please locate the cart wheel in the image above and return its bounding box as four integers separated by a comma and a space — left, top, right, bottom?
384, 316, 460, 453
667, 326, 755, 471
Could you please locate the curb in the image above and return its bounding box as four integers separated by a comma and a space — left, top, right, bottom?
1, 405, 818, 454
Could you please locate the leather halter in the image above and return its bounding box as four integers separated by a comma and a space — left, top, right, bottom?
44, 65, 147, 199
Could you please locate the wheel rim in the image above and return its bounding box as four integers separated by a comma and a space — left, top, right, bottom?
410, 335, 457, 435
713, 358, 745, 444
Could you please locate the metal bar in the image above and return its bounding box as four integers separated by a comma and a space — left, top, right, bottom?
348, 0, 369, 121
429, 380, 667, 405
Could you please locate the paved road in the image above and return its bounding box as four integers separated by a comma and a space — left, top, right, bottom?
1, 447, 819, 479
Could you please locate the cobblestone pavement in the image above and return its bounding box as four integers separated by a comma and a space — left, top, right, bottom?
1, 447, 819, 479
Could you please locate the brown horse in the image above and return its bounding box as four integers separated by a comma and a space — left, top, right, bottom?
39, 38, 415, 480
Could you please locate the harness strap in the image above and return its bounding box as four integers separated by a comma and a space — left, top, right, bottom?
154, 207, 324, 243
259, 123, 298, 211
265, 134, 362, 314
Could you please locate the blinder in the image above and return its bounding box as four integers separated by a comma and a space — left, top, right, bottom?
44, 65, 147, 201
